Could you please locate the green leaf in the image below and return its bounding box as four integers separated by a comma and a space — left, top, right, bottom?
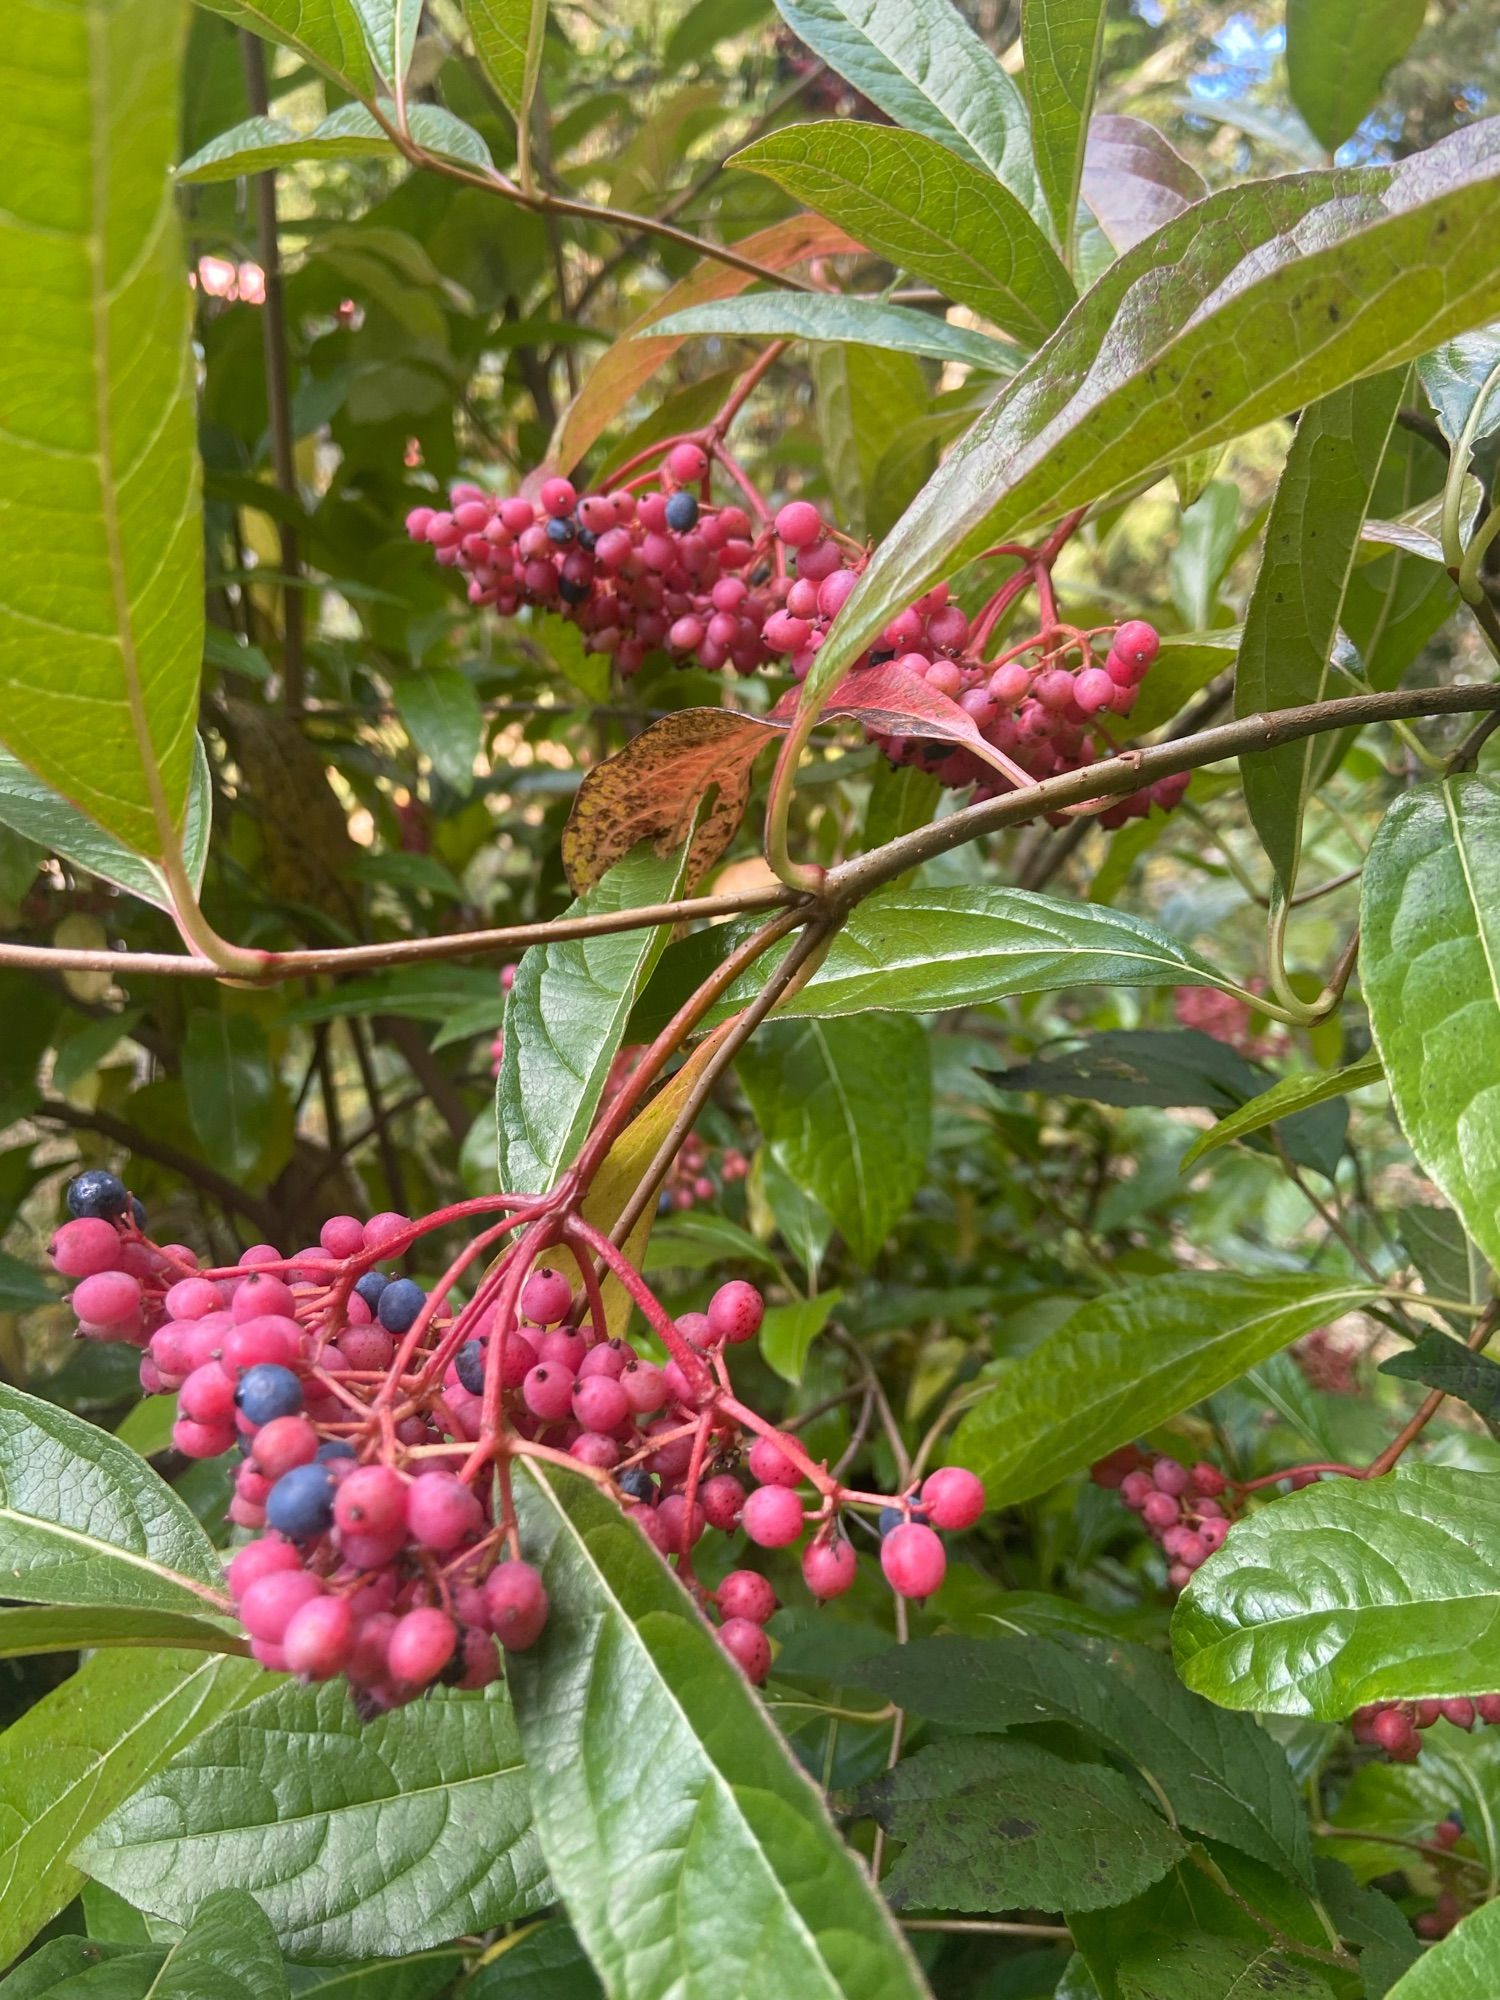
856, 1633, 1314, 1887
461, 1922, 602, 1999
1236, 372, 1403, 892
464, 0, 548, 120
1, 0, 206, 860
0, 1384, 228, 1615
178, 103, 493, 182
1362, 776, 1500, 1277
1286, 0, 1425, 154
0, 1649, 260, 1969
286, 1953, 468, 2000
733, 122, 1073, 345
1379, 1331, 1500, 1419
496, 844, 690, 1196
1021, 0, 1109, 261
190, 0, 377, 94
773, 0, 1040, 220
1168, 479, 1240, 632
793, 122, 1500, 717
1314, 1860, 1419, 1999
650, 294, 1019, 371
1418, 325, 1500, 448
951, 1273, 1375, 1505
393, 669, 485, 795
350, 0, 421, 88
1173, 1464, 1500, 1717
643, 1209, 786, 1282
148, 1889, 289, 2000
0, 1937, 164, 1998
0, 740, 211, 913
1178, 1054, 1382, 1171
1074, 1912, 1336, 2000
1386, 1895, 1500, 1997
182, 1013, 275, 1183
739, 1017, 931, 1264
0, 1603, 243, 1660
1398, 1203, 1487, 1318
77, 1681, 546, 1963
716, 885, 1243, 1022
860, 1736, 1185, 1915
761, 1289, 842, 1385
507, 1460, 929, 2000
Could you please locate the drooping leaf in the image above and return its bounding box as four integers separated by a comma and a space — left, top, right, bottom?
792, 122, 1500, 723
393, 668, 485, 795
0, 1604, 244, 1660
857, 1737, 1186, 1914
182, 1013, 275, 1183
1178, 1054, 1381, 1171
1398, 1203, 1487, 1318
0, 1385, 228, 1616
78, 1680, 546, 1964
1081, 114, 1206, 255
650, 293, 1020, 370
772, 0, 1040, 221
732, 122, 1073, 344
1021, 0, 1109, 259
190, 0, 378, 93
1379, 1332, 1500, 1420
856, 1633, 1314, 1887
951, 1273, 1375, 1505
1362, 776, 1500, 1276
178, 102, 493, 180
0, 739, 211, 913
496, 844, 690, 1196
464, 0, 548, 118
1286, 0, 1426, 154
815, 345, 932, 541
508, 1460, 929, 2000
760, 1289, 842, 1385
1173, 1464, 1500, 1717
0, 1649, 260, 1968
1, 0, 206, 859
1418, 325, 1500, 449
739, 1017, 931, 1264
1314, 1860, 1419, 1999
147, 1888, 289, 2000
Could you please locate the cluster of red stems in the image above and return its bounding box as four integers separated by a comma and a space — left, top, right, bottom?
49, 1172, 983, 1708
407, 443, 1187, 829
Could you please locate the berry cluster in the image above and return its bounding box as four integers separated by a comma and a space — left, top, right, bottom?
1093, 1448, 1233, 1590
1351, 1696, 1500, 1762
408, 458, 1184, 825
48, 1172, 987, 1704
1416, 1818, 1466, 1939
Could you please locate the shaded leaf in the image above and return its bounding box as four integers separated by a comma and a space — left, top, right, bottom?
179, 102, 493, 180
1081, 114, 1206, 255
0, 1937, 164, 1998
1022, 0, 1109, 258
1418, 326, 1500, 449
148, 1888, 288, 2000
1378, 1332, 1500, 1420
285, 1954, 468, 2000
1286, 0, 1426, 153
182, 1014, 275, 1183
651, 293, 1020, 370
760, 1290, 842, 1385
393, 669, 485, 795
0, 740, 211, 913
1178, 1054, 1381, 1171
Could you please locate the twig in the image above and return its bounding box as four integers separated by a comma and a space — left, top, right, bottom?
898, 1919, 1071, 1939
1366, 1299, 1500, 1477
34, 1101, 276, 1235
348, 1016, 407, 1215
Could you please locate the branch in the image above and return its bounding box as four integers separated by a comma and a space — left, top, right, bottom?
34, 1100, 277, 1235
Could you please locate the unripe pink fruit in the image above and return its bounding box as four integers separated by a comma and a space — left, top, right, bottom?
578, 1340, 629, 1380
1073, 666, 1115, 715
486, 1561, 549, 1650
240, 1569, 323, 1643
920, 1467, 985, 1532
334, 1464, 408, 1539
173, 1416, 235, 1459
388, 1607, 458, 1685
880, 1522, 946, 1600
1141, 1491, 1180, 1530
283, 1594, 355, 1680
231, 1273, 296, 1323
538, 1328, 587, 1372
657, 1493, 706, 1552
747, 1436, 801, 1489
666, 441, 708, 483
621, 1361, 666, 1413
223, 1316, 300, 1372
251, 1415, 320, 1479
1152, 1457, 1191, 1497
49, 1218, 122, 1279
774, 500, 822, 549
227, 1536, 301, 1600
717, 1569, 776, 1624
539, 477, 577, 518
707, 1281, 763, 1346
1198, 1517, 1229, 1553
319, 1215, 366, 1258
718, 1616, 772, 1683
742, 1484, 804, 1548
407, 1472, 483, 1551
524, 1364, 576, 1423
1111, 619, 1159, 675
522, 1267, 573, 1324
72, 1270, 142, 1327
700, 1473, 745, 1530
573, 1375, 630, 1434
802, 1536, 857, 1600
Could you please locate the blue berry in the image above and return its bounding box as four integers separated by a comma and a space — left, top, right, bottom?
576, 527, 598, 552
664, 490, 698, 531
66, 1170, 128, 1220
354, 1272, 388, 1309
130, 1197, 148, 1229
545, 516, 575, 543
316, 1440, 356, 1463
235, 1363, 304, 1427
878, 1504, 927, 1538
559, 575, 589, 604
377, 1277, 426, 1334
617, 1466, 656, 1504
266, 1462, 335, 1539
456, 1340, 485, 1396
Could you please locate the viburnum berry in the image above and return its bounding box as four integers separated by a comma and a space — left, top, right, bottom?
717, 1617, 772, 1684
880, 1522, 947, 1600
49, 1217, 124, 1279
235, 1363, 304, 1427
266, 1462, 336, 1541
387, 1607, 458, 1686
717, 1570, 777, 1625
66, 1169, 130, 1220
283, 1594, 355, 1681
742, 1484, 805, 1548
802, 1533, 857, 1600
407, 1471, 483, 1551
919, 1467, 985, 1532
707, 1280, 763, 1346
521, 1266, 572, 1324
377, 1278, 427, 1334
486, 1561, 549, 1650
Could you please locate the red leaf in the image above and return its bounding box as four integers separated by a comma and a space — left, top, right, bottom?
1082, 116, 1207, 254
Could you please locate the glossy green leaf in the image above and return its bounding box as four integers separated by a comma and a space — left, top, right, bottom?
1386, 1894, 1500, 1996
0, 1937, 164, 1998
761, 1289, 842, 1385
78, 1681, 546, 1963
178, 103, 492, 181
497, 844, 690, 1196
182, 1014, 275, 1183
1174, 1465, 1500, 1717
1286, 0, 1425, 153
393, 668, 485, 795
1, 0, 205, 860
857, 1633, 1314, 1886
1362, 776, 1500, 1275
0, 740, 211, 913
148, 1889, 288, 2000
461, 1922, 602, 1999
0, 1649, 260, 1968
1021, 0, 1108, 259
1418, 325, 1500, 448
951, 1273, 1375, 1505
190, 0, 377, 93
1168, 480, 1240, 631
773, 0, 1039, 219
1236, 372, 1403, 892
860, 1738, 1185, 1914
0, 1385, 227, 1615
465, 0, 548, 120
1378, 1331, 1500, 1420
0, 1603, 244, 1660
650, 294, 1019, 371
351, 0, 421, 88
508, 1460, 928, 2000
739, 1017, 931, 1264
286, 1953, 468, 2000
795, 121, 1500, 718
733, 122, 1073, 344
1179, 1054, 1381, 1171
1075, 1914, 1335, 2000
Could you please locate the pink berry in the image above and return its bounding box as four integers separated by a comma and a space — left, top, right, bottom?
666, 442, 708, 483
700, 1473, 745, 1530
283, 1594, 355, 1680
1073, 666, 1115, 716
1142, 1491, 1180, 1530
621, 1361, 666, 1414
573, 1375, 630, 1434
741, 1484, 804, 1548
1111, 619, 1160, 675
486, 1561, 549, 1650
1198, 1517, 1230, 1553
1191, 1462, 1228, 1497
1152, 1458, 1191, 1497
405, 506, 435, 540
880, 1522, 946, 1600
178, 1363, 237, 1426
539, 477, 577, 518
173, 1415, 235, 1459
231, 1273, 296, 1323
718, 1617, 771, 1683
920, 1467, 985, 1533
707, 1281, 763, 1347
774, 500, 822, 549
49, 1218, 122, 1279
334, 1464, 408, 1539
226, 1536, 301, 1600
747, 1436, 801, 1489
524, 1364, 577, 1423
339, 1527, 408, 1572
522, 1267, 573, 1325
538, 1328, 588, 1373
1120, 1470, 1154, 1510
362, 1211, 408, 1254
657, 1493, 706, 1552
240, 1569, 323, 1643
717, 1570, 776, 1624
802, 1535, 857, 1600
72, 1270, 142, 1327
319, 1215, 366, 1258
407, 1472, 483, 1551
578, 1341, 629, 1380
387, 1607, 458, 1686
250, 1415, 320, 1479
223, 1316, 300, 1373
